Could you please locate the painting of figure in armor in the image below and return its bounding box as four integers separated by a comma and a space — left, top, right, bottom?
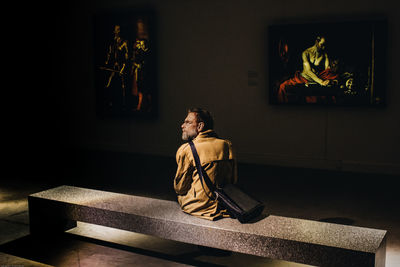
93, 10, 157, 117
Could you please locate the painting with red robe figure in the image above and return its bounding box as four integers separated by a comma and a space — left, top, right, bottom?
268, 19, 387, 106
93, 9, 157, 118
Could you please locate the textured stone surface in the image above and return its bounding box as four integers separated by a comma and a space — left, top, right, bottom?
29, 185, 387, 267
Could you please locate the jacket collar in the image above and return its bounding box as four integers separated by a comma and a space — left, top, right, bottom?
194, 129, 218, 140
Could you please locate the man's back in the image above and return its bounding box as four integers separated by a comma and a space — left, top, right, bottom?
174, 129, 237, 220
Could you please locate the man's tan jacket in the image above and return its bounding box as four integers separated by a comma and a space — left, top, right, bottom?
174, 130, 237, 220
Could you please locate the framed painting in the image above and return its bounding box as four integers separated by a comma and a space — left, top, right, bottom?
93, 9, 157, 118
268, 19, 387, 106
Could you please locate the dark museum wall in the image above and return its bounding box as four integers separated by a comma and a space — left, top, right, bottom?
11, 0, 400, 179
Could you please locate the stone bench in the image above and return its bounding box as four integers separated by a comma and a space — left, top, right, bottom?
28, 185, 387, 267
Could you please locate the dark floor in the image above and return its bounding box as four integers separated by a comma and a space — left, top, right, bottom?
1, 149, 399, 266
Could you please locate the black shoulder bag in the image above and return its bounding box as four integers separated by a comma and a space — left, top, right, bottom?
188, 141, 264, 223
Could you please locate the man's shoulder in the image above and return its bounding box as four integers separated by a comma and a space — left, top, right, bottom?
209, 135, 232, 144
195, 137, 234, 161
214, 138, 233, 147
196, 136, 233, 150
175, 142, 192, 164
177, 142, 191, 155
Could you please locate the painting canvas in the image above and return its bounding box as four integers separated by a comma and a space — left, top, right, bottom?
93, 9, 157, 117
268, 19, 387, 106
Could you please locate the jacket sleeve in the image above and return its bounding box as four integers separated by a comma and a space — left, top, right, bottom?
174, 146, 193, 195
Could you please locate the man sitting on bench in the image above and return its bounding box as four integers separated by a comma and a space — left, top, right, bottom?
173, 108, 237, 220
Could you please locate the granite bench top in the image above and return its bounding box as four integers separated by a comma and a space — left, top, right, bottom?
29, 185, 386, 255
28, 186, 386, 267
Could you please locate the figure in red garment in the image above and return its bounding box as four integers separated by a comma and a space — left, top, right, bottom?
278, 36, 338, 103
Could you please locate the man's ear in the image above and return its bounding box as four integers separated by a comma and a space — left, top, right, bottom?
197, 122, 205, 132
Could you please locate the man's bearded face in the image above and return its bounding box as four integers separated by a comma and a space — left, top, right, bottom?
181, 112, 200, 141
